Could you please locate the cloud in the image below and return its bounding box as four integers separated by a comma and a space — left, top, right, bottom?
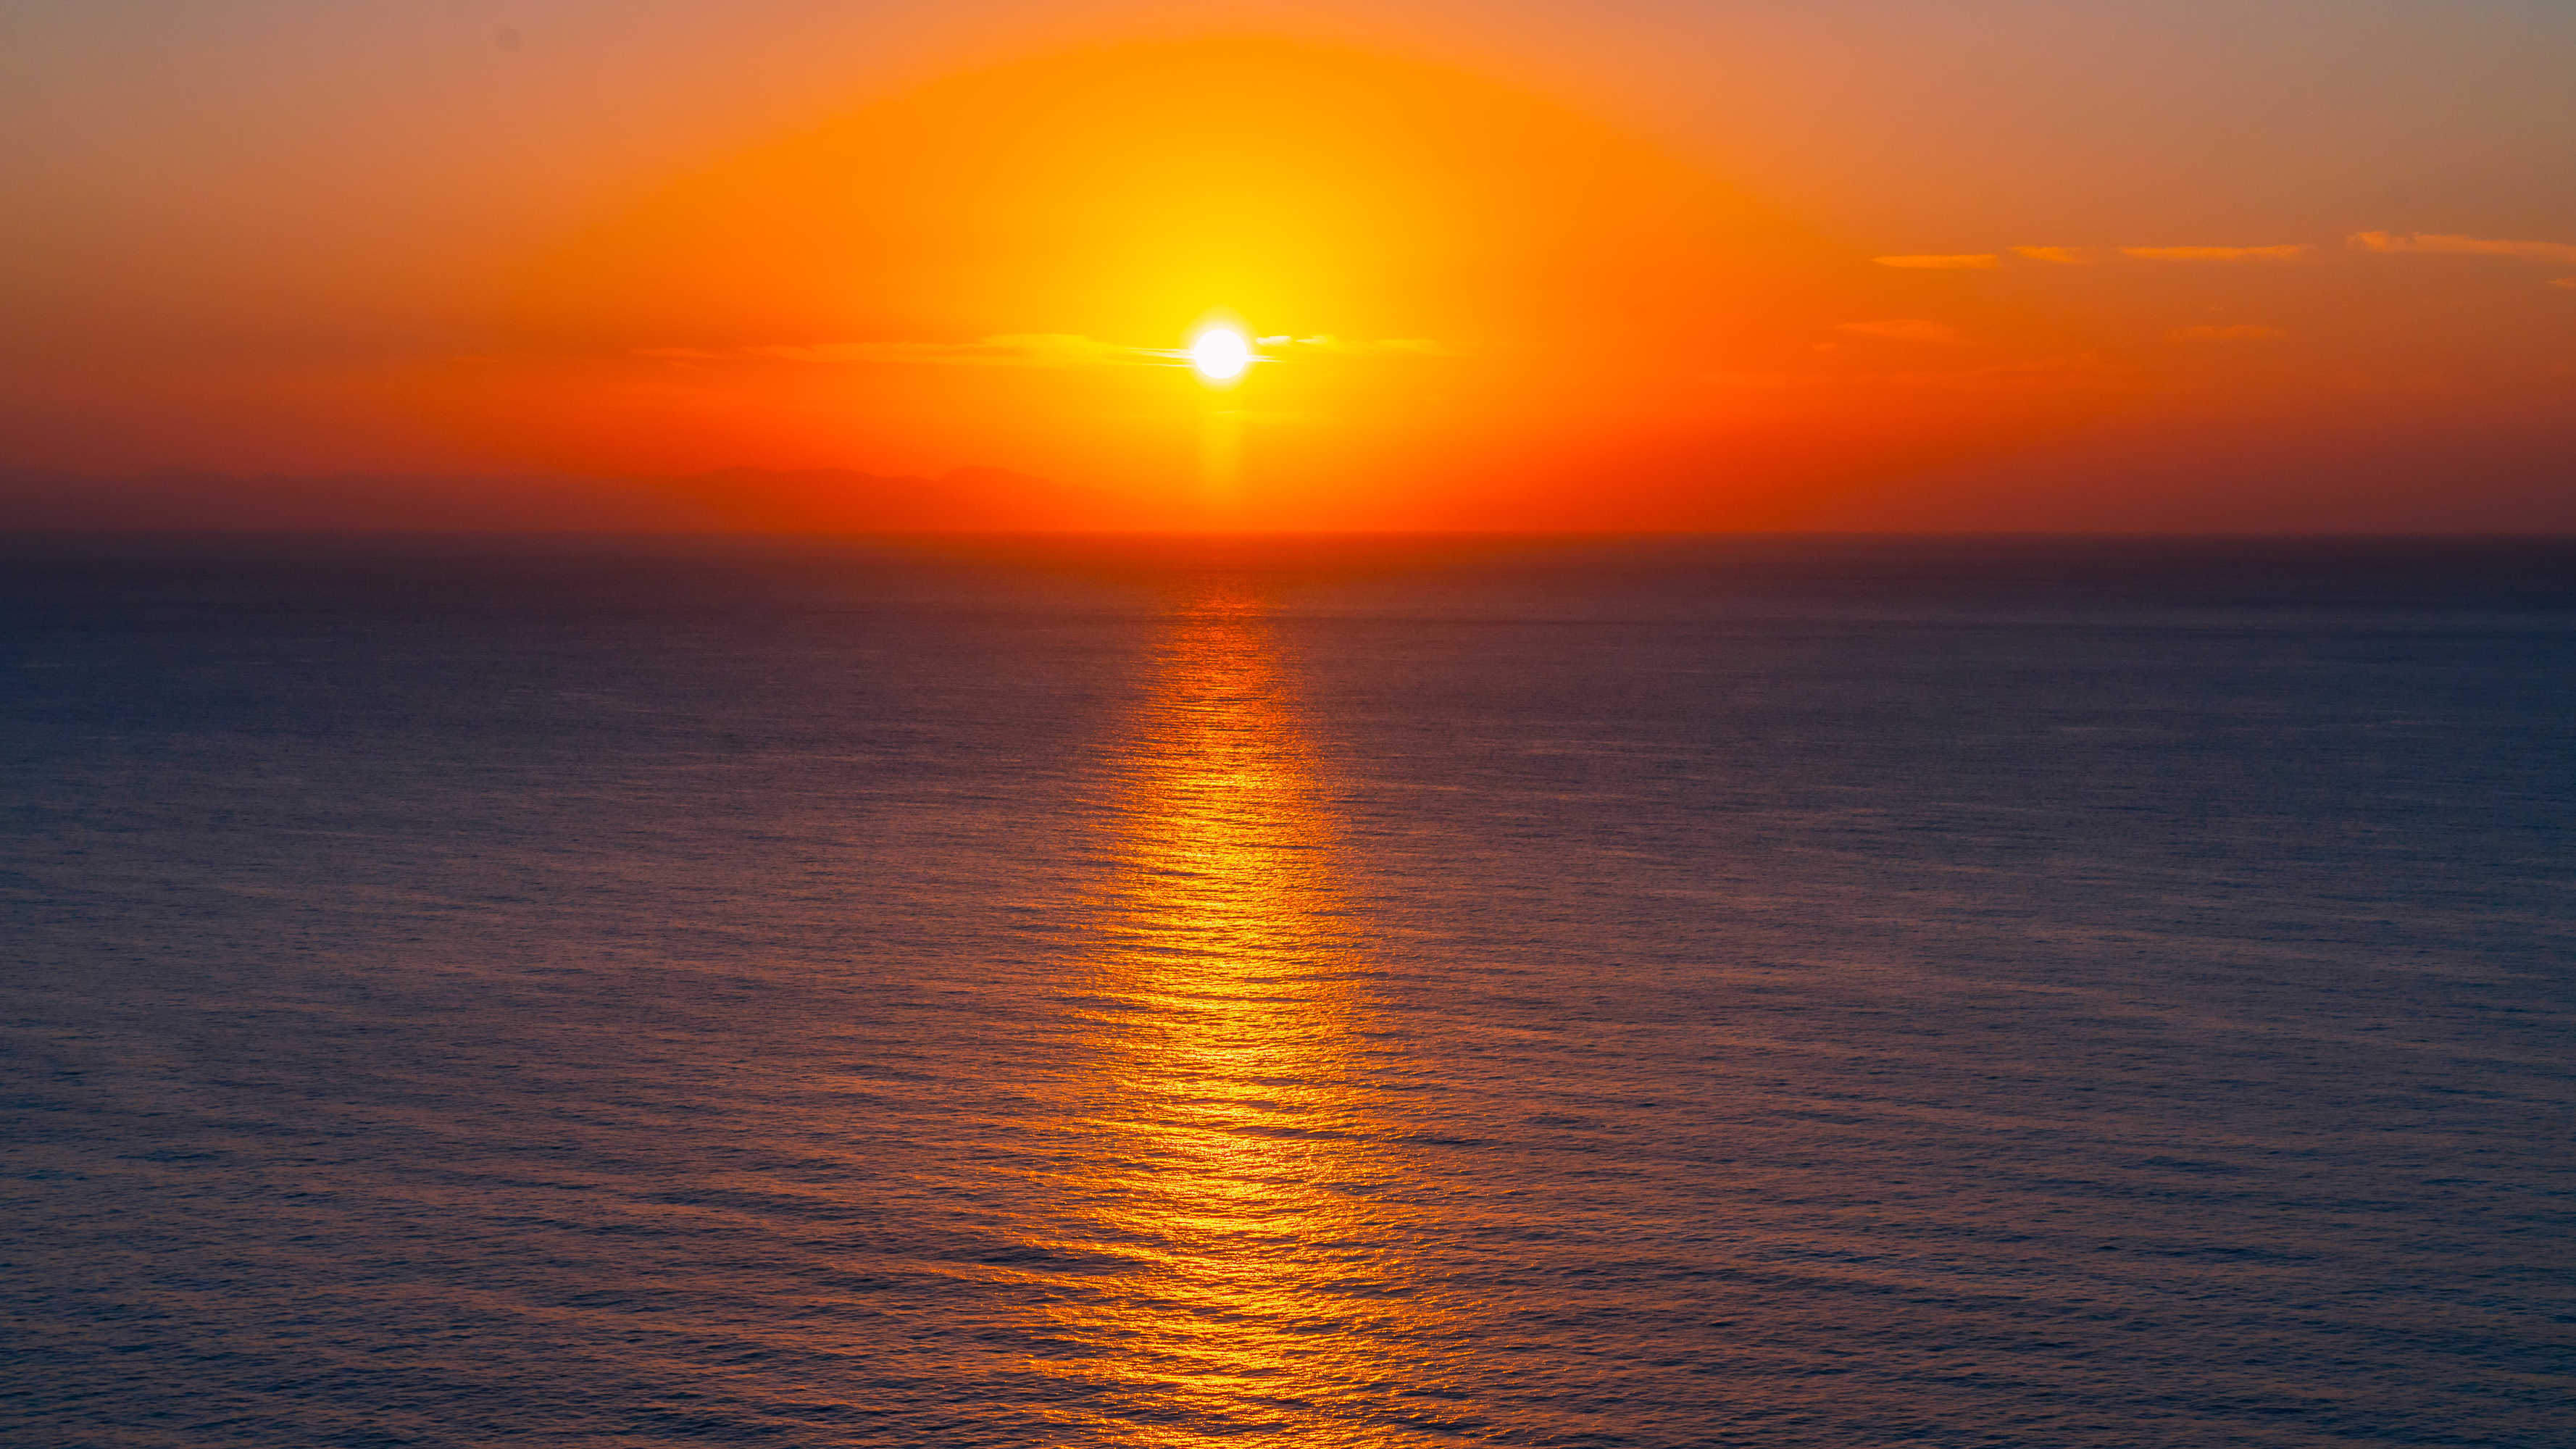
639, 333, 1456, 369
1834, 319, 1965, 343
1879, 243, 2307, 266
1268, 335, 1457, 357
1877, 354, 2133, 391
1872, 254, 2001, 270
747, 334, 1148, 367
2351, 231, 2576, 265
2117, 244, 2312, 262
1706, 354, 2130, 393
2554, 277, 2576, 291
2169, 324, 2288, 342
1702, 372, 1821, 390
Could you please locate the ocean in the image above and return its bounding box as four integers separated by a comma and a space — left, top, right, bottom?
4, 535, 2570, 1447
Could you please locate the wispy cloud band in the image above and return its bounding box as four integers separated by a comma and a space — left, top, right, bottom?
638, 333, 1453, 369
1872, 254, 2001, 270
1834, 319, 1965, 343
751, 334, 1149, 367
2118, 244, 2312, 262
2351, 231, 2576, 265
1708, 354, 2128, 392
1879, 244, 2310, 268
2169, 324, 2287, 342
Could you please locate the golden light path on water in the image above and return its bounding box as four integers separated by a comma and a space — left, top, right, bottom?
1025, 582, 1455, 1445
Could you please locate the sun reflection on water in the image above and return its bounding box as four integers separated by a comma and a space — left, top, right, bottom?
1025, 581, 1450, 1445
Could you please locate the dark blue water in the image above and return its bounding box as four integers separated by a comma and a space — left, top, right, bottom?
5, 536, 2571, 1447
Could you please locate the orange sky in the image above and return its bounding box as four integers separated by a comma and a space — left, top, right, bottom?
4, 3, 2574, 530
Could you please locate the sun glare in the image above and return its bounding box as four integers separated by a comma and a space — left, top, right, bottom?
1188, 325, 1253, 384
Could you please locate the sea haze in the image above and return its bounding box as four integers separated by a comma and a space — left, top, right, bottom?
4, 535, 2571, 1448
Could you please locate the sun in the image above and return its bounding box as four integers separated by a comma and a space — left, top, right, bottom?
1188, 325, 1254, 384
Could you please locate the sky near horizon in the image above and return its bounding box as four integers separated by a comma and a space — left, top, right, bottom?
5, 0, 2574, 530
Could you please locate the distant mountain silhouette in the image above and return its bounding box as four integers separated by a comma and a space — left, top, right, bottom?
0, 466, 1141, 532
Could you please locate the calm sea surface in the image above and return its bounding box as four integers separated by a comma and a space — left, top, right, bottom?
4, 536, 2571, 1448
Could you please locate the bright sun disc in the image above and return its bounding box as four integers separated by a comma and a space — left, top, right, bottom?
1189, 326, 1253, 383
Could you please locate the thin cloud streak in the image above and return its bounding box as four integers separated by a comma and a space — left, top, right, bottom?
750, 335, 1154, 367
1883, 354, 2133, 390
1886, 243, 2312, 267
1872, 254, 2001, 270
2170, 324, 2288, 341
1262, 335, 1458, 357
637, 333, 1455, 368
2118, 244, 2312, 262
2352, 231, 2576, 266
1835, 320, 1966, 343
1706, 354, 2130, 392
632, 335, 1159, 367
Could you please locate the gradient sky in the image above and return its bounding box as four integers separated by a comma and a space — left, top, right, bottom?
5, 0, 2573, 530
